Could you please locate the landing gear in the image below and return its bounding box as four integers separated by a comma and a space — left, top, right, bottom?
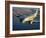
27, 21, 33, 24
30, 21, 33, 24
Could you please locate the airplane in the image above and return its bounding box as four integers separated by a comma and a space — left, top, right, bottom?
22, 9, 39, 24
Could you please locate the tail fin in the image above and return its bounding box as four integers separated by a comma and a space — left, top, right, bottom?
34, 9, 38, 17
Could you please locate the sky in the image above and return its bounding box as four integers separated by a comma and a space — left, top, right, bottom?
13, 7, 40, 22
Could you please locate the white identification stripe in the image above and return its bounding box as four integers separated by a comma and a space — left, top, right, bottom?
10, 4, 43, 34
